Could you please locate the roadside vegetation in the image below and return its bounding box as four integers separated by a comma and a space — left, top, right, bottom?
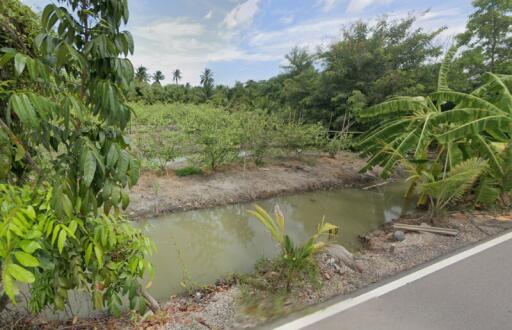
0, 0, 511, 328
0, 0, 156, 320
358, 46, 512, 220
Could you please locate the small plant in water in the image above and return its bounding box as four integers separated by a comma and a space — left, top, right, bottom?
247, 205, 338, 292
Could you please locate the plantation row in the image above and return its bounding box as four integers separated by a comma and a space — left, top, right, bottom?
130, 103, 350, 172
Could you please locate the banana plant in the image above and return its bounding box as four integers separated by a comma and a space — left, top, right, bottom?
357, 45, 512, 210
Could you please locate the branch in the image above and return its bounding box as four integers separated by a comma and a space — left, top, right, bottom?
0, 117, 44, 178
138, 289, 160, 313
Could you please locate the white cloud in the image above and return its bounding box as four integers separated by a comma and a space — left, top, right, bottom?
317, 0, 339, 11
205, 10, 213, 20
130, 16, 271, 85
135, 18, 204, 41
346, 0, 394, 13
223, 0, 260, 29
250, 18, 349, 57
280, 15, 294, 25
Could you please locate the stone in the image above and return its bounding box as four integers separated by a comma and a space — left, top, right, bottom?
393, 231, 406, 242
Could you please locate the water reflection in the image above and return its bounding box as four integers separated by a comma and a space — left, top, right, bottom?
140, 183, 410, 300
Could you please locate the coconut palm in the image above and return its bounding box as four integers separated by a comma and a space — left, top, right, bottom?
173, 69, 182, 85
135, 65, 149, 83
200, 68, 214, 99
152, 70, 165, 84
281, 46, 314, 75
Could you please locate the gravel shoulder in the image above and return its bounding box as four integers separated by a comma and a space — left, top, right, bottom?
127, 152, 378, 219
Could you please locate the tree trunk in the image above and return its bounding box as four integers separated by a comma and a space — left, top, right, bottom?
139, 289, 160, 313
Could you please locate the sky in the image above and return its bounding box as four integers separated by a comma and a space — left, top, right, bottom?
22, 0, 474, 86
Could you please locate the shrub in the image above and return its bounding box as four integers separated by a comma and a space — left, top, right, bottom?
324, 132, 352, 158
179, 107, 239, 170
135, 130, 182, 174
175, 166, 204, 177
247, 205, 337, 292
279, 122, 328, 157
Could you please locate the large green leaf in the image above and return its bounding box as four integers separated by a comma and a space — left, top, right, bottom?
14, 251, 40, 267
83, 150, 97, 188
6, 263, 35, 283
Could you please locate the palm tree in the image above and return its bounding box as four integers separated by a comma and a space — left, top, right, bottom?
281, 47, 314, 75
200, 68, 214, 99
135, 66, 149, 83
173, 69, 182, 85
152, 70, 165, 85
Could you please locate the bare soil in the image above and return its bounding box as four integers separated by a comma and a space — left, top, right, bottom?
127, 152, 379, 219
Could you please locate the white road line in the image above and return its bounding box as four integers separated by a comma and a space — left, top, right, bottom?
274, 230, 512, 330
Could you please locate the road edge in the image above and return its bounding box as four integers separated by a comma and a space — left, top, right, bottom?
270, 229, 512, 330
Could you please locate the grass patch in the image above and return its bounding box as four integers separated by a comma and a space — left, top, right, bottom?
175, 166, 204, 177
237, 257, 321, 319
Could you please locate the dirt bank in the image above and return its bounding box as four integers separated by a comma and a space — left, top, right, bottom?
127, 152, 379, 219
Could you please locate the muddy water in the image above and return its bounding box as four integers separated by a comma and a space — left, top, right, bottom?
140, 183, 409, 301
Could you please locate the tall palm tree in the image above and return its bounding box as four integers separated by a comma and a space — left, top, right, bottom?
173, 69, 182, 85
152, 70, 165, 85
281, 46, 314, 75
135, 65, 149, 83
200, 68, 214, 99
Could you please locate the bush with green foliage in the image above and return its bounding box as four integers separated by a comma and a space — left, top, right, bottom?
175, 166, 204, 177
0, 0, 155, 315
131, 103, 333, 171
247, 205, 337, 292
179, 107, 239, 170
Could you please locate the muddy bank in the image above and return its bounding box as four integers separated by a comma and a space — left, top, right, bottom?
143, 211, 512, 330
127, 152, 379, 219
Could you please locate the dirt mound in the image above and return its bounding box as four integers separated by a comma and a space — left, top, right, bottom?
127, 152, 378, 219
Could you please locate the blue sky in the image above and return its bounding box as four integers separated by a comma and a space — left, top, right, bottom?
23, 0, 474, 86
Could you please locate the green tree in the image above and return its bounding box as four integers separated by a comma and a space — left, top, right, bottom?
153, 70, 165, 84
135, 65, 150, 83
279, 16, 444, 130
200, 68, 215, 99
173, 69, 182, 84
458, 0, 512, 76
281, 46, 315, 76
0, 0, 156, 315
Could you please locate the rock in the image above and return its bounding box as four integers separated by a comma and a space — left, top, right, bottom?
324, 244, 363, 273
393, 231, 406, 242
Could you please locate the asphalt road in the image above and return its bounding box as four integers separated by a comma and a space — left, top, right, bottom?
304, 236, 512, 330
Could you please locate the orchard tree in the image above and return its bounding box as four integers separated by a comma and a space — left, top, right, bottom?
0, 0, 158, 315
